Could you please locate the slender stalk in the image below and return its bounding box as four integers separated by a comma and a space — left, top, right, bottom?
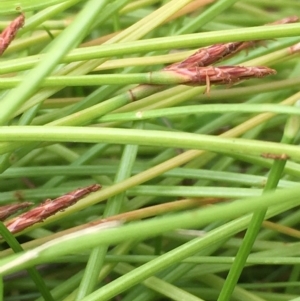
217, 106, 300, 301
98, 103, 300, 123
76, 122, 142, 299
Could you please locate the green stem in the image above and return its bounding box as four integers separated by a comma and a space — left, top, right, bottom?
76, 122, 142, 299
0, 71, 203, 88
217, 109, 300, 301
39, 23, 300, 60
21, 0, 82, 33
0, 126, 299, 161
98, 103, 300, 123
178, 0, 240, 34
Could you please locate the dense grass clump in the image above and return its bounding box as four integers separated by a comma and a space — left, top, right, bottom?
0, 1, 300, 300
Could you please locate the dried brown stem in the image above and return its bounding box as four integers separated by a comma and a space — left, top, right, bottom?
5, 184, 101, 234
0, 13, 25, 56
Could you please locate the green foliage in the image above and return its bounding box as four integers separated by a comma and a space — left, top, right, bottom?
0, 1, 300, 300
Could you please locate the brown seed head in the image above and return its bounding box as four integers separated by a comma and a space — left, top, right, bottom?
175, 65, 276, 86
4, 184, 101, 234
0, 13, 25, 55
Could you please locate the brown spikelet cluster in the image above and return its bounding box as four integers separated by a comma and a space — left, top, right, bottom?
164, 16, 298, 92
164, 41, 245, 70
1, 184, 101, 234
176, 65, 276, 86
0, 13, 25, 56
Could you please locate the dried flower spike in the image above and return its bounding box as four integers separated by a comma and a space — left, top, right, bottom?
165, 41, 245, 69
5, 184, 101, 234
0, 13, 25, 56
171, 65, 276, 93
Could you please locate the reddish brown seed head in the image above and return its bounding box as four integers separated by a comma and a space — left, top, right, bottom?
4, 184, 101, 234
0, 13, 25, 55
165, 42, 245, 70
174, 65, 276, 86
